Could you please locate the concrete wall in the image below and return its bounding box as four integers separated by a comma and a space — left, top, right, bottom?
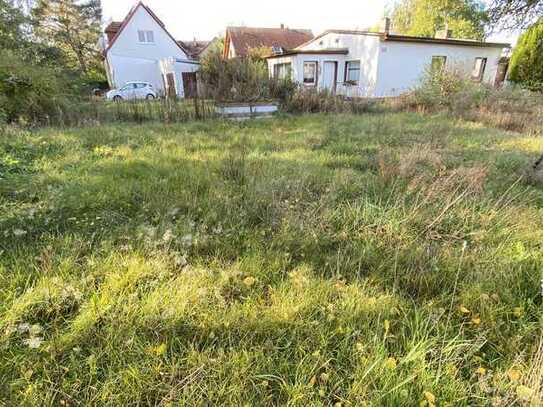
375, 41, 504, 97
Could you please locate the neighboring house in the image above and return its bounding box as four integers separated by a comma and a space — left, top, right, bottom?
101, 2, 205, 98
267, 19, 510, 98
224, 26, 313, 59
178, 39, 213, 60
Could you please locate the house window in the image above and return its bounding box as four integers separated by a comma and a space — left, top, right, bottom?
303, 61, 317, 86
138, 30, 154, 43
273, 63, 292, 80
471, 57, 487, 82
431, 56, 447, 72
345, 60, 360, 85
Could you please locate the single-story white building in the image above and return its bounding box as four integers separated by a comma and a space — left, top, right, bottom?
101, 2, 201, 98
267, 20, 510, 98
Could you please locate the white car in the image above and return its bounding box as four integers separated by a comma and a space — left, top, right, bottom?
106, 82, 157, 101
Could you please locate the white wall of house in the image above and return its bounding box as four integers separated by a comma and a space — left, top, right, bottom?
269, 31, 506, 98
374, 41, 504, 97
105, 5, 197, 96
300, 32, 381, 97
159, 58, 200, 97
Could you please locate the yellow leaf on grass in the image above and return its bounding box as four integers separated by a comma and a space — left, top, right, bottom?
459, 306, 471, 314
471, 316, 481, 325
423, 391, 436, 404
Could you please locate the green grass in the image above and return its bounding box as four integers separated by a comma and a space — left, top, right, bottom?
1, 113, 542, 405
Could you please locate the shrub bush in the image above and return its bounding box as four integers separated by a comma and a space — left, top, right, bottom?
199, 52, 272, 102
283, 87, 375, 114
397, 67, 543, 135
508, 18, 543, 92
0, 50, 75, 125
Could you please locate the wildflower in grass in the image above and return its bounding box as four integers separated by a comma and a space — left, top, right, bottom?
29, 324, 43, 336
423, 391, 436, 406
13, 229, 27, 237
162, 229, 175, 243
309, 375, 317, 387
516, 385, 534, 401
243, 276, 256, 287
355, 342, 364, 352
24, 336, 44, 349
384, 357, 397, 370
181, 234, 193, 247
476, 367, 486, 376
146, 343, 167, 357
513, 307, 523, 318
17, 323, 30, 334
507, 368, 522, 382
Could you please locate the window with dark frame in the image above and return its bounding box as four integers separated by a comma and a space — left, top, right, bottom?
471, 57, 487, 82
431, 56, 447, 73
344, 60, 360, 85
303, 61, 317, 86
273, 63, 292, 80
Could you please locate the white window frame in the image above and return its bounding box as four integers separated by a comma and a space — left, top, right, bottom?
471, 57, 487, 82
273, 63, 292, 80
344, 60, 360, 85
138, 30, 155, 44
303, 61, 318, 86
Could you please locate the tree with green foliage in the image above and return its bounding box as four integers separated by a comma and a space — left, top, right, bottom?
32, 0, 103, 75
391, 0, 488, 40
487, 0, 543, 30
0, 0, 29, 49
508, 18, 543, 91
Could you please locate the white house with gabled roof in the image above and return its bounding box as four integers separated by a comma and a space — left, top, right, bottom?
101, 2, 200, 98
267, 20, 510, 98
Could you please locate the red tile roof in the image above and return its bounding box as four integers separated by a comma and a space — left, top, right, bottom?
225, 26, 313, 57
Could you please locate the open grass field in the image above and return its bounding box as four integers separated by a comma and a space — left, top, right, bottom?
1, 112, 542, 405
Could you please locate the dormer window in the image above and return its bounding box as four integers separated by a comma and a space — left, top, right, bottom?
138, 30, 154, 43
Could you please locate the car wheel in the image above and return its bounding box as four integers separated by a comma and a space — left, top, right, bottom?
146, 94, 155, 100
113, 95, 122, 102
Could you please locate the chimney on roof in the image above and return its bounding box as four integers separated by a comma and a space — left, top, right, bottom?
280, 23, 285, 29
435, 24, 453, 39
381, 17, 391, 35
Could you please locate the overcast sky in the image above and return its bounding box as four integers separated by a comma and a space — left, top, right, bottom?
101, 0, 517, 44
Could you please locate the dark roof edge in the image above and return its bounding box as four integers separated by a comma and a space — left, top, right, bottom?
384, 34, 510, 48
266, 48, 349, 58
296, 29, 510, 50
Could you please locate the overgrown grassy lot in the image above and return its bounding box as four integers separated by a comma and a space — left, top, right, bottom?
1, 113, 542, 405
